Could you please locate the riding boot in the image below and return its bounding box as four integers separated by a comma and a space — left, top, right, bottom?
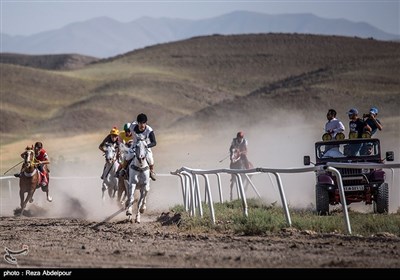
149, 165, 156, 181
14, 173, 21, 178
41, 173, 48, 187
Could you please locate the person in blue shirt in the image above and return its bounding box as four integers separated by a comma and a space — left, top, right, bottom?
363, 107, 383, 137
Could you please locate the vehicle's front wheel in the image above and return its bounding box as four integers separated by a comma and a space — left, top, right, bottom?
374, 183, 389, 214
316, 184, 330, 215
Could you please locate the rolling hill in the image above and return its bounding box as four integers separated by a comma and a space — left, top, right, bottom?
1, 33, 399, 175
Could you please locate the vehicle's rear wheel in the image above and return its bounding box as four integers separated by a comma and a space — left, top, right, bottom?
316, 184, 330, 215
374, 183, 389, 214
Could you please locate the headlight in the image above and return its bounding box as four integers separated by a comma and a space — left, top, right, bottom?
361, 168, 369, 174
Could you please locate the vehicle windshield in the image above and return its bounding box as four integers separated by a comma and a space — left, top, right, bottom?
316, 141, 378, 159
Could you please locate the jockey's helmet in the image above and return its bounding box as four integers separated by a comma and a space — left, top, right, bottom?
123, 123, 131, 132
34, 142, 43, 149
237, 131, 244, 139
137, 113, 148, 123
110, 127, 119, 136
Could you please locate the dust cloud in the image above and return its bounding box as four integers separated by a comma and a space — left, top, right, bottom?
1, 111, 399, 219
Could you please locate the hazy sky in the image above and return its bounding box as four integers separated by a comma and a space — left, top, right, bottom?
1, 0, 399, 36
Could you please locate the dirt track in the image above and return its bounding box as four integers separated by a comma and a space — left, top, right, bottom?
1, 210, 400, 269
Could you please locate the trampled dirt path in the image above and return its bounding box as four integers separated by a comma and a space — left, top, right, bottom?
1, 211, 399, 269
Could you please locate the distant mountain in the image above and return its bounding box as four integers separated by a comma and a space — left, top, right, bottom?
0, 53, 99, 70
2, 11, 399, 58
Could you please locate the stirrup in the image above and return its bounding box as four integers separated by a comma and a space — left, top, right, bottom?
14, 173, 20, 178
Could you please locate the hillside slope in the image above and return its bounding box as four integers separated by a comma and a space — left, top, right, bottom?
1, 33, 399, 143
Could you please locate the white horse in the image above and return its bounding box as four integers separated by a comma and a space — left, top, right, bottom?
101, 143, 120, 200
124, 136, 151, 223
116, 142, 132, 204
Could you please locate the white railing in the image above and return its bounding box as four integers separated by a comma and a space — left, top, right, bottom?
171, 163, 400, 234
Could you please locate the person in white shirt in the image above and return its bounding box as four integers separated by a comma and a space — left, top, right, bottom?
325, 109, 345, 139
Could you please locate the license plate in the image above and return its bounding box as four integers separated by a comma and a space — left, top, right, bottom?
344, 185, 364, 191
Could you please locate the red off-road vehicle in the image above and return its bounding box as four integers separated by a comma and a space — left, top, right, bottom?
304, 138, 394, 215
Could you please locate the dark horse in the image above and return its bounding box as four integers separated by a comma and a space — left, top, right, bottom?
18, 146, 52, 215
229, 148, 254, 201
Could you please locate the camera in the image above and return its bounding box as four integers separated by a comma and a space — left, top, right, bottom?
363, 113, 371, 118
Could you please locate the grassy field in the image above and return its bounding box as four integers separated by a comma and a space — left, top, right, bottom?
171, 199, 400, 237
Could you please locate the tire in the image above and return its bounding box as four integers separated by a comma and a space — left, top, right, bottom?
375, 183, 389, 214
316, 184, 330, 215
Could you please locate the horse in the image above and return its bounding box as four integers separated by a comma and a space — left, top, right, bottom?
101, 143, 120, 200
124, 135, 151, 223
116, 142, 132, 204
229, 147, 254, 201
18, 146, 52, 215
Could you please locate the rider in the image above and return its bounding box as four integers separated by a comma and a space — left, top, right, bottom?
33, 142, 50, 187
115, 123, 135, 177
129, 113, 157, 181
15, 142, 50, 187
119, 122, 134, 144
229, 131, 250, 169
99, 126, 120, 179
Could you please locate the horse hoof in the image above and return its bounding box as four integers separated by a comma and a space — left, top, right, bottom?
29, 198, 34, 203
135, 219, 140, 224
127, 215, 133, 223
47, 196, 53, 202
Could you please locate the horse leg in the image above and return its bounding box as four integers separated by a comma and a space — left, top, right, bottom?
139, 190, 148, 214
108, 182, 114, 198
41, 184, 52, 202
135, 212, 141, 224
134, 188, 144, 223
20, 190, 34, 216
101, 181, 108, 201
125, 181, 135, 219
19, 190, 27, 215
117, 176, 125, 203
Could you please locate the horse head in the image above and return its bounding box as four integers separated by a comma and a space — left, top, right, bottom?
23, 147, 36, 170
104, 143, 117, 163
230, 148, 241, 163
134, 139, 148, 165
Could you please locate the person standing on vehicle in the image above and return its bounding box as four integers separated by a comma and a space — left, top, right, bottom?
130, 113, 157, 181
347, 108, 365, 139
346, 108, 365, 156
324, 109, 345, 139
363, 107, 383, 137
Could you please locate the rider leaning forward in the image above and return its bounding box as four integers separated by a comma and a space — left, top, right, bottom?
99, 127, 120, 179
15, 142, 50, 188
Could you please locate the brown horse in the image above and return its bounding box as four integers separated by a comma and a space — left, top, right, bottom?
229, 148, 254, 201
18, 146, 52, 215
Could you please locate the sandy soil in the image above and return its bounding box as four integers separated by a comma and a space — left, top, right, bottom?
1, 209, 400, 269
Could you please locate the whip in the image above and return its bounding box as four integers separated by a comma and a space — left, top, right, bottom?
4, 160, 24, 175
